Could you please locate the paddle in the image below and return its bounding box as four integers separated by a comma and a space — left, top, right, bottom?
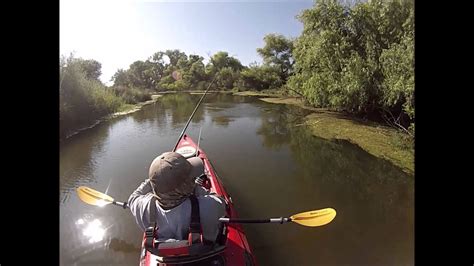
219, 208, 336, 227
77, 186, 128, 209
77, 186, 336, 227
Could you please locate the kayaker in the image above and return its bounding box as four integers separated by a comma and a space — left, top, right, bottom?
128, 152, 226, 242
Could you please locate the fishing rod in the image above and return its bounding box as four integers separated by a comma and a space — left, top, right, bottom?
172, 74, 218, 152
196, 127, 202, 157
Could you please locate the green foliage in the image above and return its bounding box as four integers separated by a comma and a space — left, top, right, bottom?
207, 51, 244, 74
111, 69, 130, 87
74, 58, 102, 81
289, 0, 414, 133
109, 47, 283, 93
60, 55, 124, 138
204, 51, 243, 90
257, 34, 294, 81
164, 49, 187, 67
127, 60, 156, 90
112, 86, 152, 104
379, 8, 414, 120
238, 64, 283, 91
63, 0, 414, 137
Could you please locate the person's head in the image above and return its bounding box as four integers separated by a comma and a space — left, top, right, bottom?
148, 152, 204, 209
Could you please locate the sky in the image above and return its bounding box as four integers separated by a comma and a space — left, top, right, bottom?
60, 0, 314, 85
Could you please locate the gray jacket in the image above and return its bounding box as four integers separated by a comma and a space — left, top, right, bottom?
128, 179, 226, 241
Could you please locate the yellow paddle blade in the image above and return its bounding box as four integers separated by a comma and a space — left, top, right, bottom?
290, 208, 336, 227
77, 186, 114, 207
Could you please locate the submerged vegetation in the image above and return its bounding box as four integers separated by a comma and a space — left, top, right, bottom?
260, 96, 413, 173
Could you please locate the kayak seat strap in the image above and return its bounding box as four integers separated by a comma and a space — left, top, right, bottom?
145, 196, 158, 249
188, 194, 202, 244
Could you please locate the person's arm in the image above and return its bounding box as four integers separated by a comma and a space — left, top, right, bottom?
128, 179, 154, 231
200, 194, 227, 242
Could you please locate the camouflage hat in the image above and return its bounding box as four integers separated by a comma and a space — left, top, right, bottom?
148, 152, 204, 209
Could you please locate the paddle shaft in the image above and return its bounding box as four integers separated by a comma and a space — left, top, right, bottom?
112, 201, 128, 209
219, 217, 291, 224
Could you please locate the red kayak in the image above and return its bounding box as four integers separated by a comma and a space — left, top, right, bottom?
140, 134, 257, 266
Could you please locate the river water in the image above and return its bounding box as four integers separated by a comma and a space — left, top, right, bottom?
60, 93, 414, 265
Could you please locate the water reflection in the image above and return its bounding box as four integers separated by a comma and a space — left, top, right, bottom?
253, 103, 414, 265
157, 93, 205, 125
212, 116, 235, 127
256, 105, 312, 149
76, 217, 108, 244
60, 93, 413, 265
60, 121, 112, 202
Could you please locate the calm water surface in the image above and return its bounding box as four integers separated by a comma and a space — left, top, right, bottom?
60, 93, 414, 265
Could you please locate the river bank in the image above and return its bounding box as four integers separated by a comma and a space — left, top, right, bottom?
257, 95, 414, 175
61, 95, 162, 140
60, 92, 413, 265
110, 94, 162, 116
61, 90, 414, 174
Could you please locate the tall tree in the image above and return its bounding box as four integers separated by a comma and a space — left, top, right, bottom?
73, 58, 102, 81
207, 51, 243, 90
165, 49, 187, 67
288, 0, 414, 133
257, 34, 294, 82
111, 69, 130, 87
240, 64, 283, 91
207, 51, 243, 74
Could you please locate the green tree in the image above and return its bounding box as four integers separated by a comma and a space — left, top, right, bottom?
165, 49, 187, 67
111, 69, 130, 87
257, 34, 294, 82
127, 60, 156, 89
289, 0, 414, 133
74, 59, 102, 81
207, 51, 243, 74
379, 1, 414, 134
206, 51, 243, 90
60, 55, 123, 138
237, 63, 283, 91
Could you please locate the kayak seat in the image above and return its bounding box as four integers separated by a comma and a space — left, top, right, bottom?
144, 196, 228, 264
146, 238, 226, 264
144, 221, 228, 264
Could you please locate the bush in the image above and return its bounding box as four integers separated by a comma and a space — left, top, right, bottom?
289, 0, 414, 131
113, 85, 151, 104
60, 55, 125, 138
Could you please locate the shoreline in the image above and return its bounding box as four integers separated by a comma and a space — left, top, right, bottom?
257, 95, 414, 175
60, 90, 414, 174
62, 95, 162, 141
108, 95, 162, 117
